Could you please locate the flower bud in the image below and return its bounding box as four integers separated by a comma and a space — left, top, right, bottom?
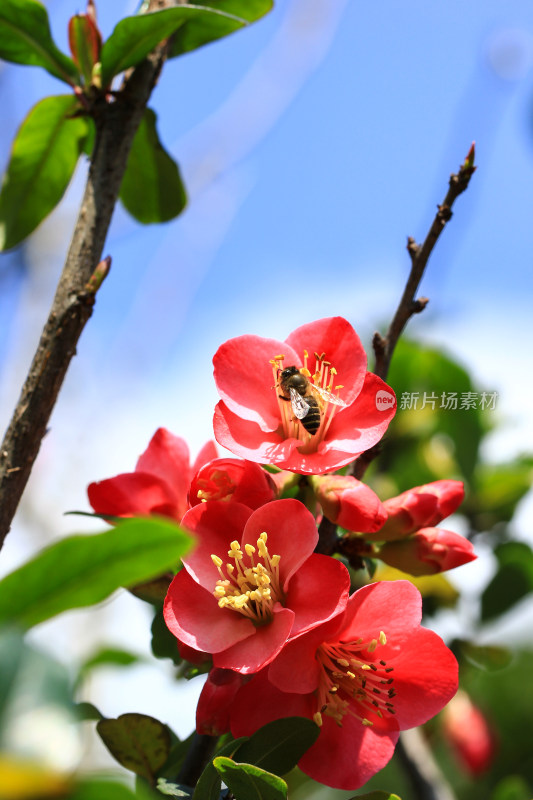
310, 475, 387, 533
68, 1, 102, 86
196, 669, 244, 736
376, 480, 464, 541
443, 690, 496, 775
188, 458, 276, 510
378, 527, 476, 576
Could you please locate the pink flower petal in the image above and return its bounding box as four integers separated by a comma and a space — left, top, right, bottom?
285, 553, 350, 637
383, 626, 458, 728
164, 569, 255, 654
213, 334, 299, 429
285, 317, 367, 406
191, 440, 219, 474
213, 606, 295, 674
88, 472, 179, 519
180, 501, 254, 587
239, 499, 318, 586
230, 669, 315, 735
298, 713, 398, 790
135, 429, 190, 518
340, 581, 422, 647
213, 402, 301, 465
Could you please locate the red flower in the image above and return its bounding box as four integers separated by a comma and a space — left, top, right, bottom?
230, 581, 458, 790
376, 480, 464, 541
378, 527, 476, 575
163, 499, 350, 674
443, 690, 497, 775
188, 458, 276, 510
87, 428, 217, 522
213, 317, 396, 475
310, 474, 387, 532
196, 668, 245, 736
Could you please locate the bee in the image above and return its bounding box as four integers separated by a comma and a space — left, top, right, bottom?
278, 366, 346, 436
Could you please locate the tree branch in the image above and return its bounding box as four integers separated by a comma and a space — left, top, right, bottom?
373, 143, 476, 382
0, 4, 174, 548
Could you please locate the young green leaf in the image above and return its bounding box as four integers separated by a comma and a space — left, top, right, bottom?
169, 0, 273, 58
235, 717, 319, 776
0, 517, 193, 628
213, 758, 287, 800
97, 713, 172, 781
0, 95, 89, 251
101, 5, 247, 87
0, 0, 78, 84
119, 108, 187, 224
76, 646, 143, 687
192, 737, 248, 800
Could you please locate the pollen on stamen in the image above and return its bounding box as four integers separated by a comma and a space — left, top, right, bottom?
367, 639, 378, 653
379, 631, 387, 645
313, 712, 323, 727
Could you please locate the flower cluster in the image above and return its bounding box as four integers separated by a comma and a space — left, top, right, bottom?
88, 317, 473, 791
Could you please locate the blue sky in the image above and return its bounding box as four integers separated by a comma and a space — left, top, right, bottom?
1, 0, 533, 770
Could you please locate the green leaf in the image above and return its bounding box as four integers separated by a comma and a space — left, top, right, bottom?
0, 95, 89, 251
0, 0, 78, 84
75, 701, 105, 721
491, 775, 532, 800
235, 717, 319, 776
213, 758, 287, 800
0, 517, 192, 628
151, 606, 182, 665
169, 0, 273, 59
97, 713, 172, 781
481, 542, 533, 622
77, 646, 143, 686
101, 5, 253, 87
457, 640, 513, 672
119, 108, 187, 224
193, 737, 248, 800
69, 778, 155, 800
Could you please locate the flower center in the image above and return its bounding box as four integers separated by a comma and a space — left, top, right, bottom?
313, 630, 396, 728
196, 470, 235, 502
210, 532, 283, 626
270, 350, 346, 452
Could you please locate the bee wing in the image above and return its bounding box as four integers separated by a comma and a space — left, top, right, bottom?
313, 385, 348, 407
290, 387, 311, 419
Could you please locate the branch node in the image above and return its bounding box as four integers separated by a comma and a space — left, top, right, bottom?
412, 296, 429, 314
406, 236, 420, 260
437, 203, 452, 224
372, 331, 386, 358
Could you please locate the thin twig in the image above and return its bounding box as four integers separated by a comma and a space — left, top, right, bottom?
396, 729, 458, 800
373, 143, 476, 382
0, 1, 174, 548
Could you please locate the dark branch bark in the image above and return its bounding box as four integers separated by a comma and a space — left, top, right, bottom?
373, 144, 476, 382
0, 7, 173, 548
345, 144, 476, 482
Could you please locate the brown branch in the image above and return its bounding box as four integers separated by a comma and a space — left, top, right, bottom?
373, 143, 476, 382
0, 4, 174, 548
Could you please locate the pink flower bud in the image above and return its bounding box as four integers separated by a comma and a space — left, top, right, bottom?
311, 475, 387, 533
377, 480, 465, 541
378, 527, 476, 575
443, 690, 496, 775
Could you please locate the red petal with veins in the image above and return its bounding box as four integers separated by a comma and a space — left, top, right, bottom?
163, 569, 255, 653
285, 316, 367, 406
88, 472, 179, 519
213, 334, 299, 430
213, 605, 295, 673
